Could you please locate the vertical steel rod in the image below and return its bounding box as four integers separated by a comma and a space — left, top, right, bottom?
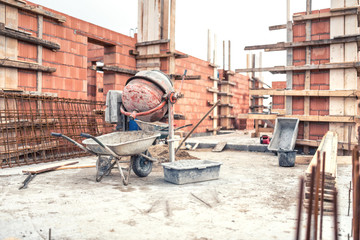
168, 100, 175, 162
296, 176, 305, 240
306, 165, 316, 240
333, 189, 339, 240
314, 152, 321, 240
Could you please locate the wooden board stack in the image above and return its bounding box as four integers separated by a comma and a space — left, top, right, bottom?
304, 131, 338, 213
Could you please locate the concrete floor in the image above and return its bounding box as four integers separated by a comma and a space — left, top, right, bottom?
0, 149, 352, 240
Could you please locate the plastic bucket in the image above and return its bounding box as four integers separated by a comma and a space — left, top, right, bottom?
278, 150, 297, 167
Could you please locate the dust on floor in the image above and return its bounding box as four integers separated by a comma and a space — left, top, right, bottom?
0, 150, 352, 240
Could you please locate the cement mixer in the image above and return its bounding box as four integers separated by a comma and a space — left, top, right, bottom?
105, 70, 181, 163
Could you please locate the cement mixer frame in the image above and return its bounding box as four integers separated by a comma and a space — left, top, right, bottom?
107, 70, 184, 163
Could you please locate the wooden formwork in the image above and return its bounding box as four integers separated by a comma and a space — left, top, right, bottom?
236, 0, 360, 153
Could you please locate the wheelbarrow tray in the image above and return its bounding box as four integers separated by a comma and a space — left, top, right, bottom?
82, 131, 160, 156
267, 117, 299, 152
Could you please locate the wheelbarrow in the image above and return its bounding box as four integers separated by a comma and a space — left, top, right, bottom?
51, 131, 160, 185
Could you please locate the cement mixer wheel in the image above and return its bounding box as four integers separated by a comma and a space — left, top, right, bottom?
131, 150, 153, 177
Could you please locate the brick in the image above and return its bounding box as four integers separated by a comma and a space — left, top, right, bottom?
311, 19, 330, 35
310, 71, 329, 90
18, 11, 37, 32
311, 46, 330, 60
309, 122, 329, 140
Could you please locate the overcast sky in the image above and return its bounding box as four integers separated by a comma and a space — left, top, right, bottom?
30, 0, 330, 85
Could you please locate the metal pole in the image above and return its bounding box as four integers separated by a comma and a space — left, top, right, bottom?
296, 176, 305, 240
168, 100, 175, 162
175, 100, 220, 153
306, 165, 316, 240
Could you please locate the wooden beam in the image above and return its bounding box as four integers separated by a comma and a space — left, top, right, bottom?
0, 23, 60, 50
173, 74, 201, 80
218, 81, 236, 86
135, 52, 186, 60
0, 58, 56, 72
249, 89, 360, 97
244, 35, 360, 51
101, 65, 137, 75
296, 139, 356, 151
237, 113, 359, 123
75, 30, 118, 46
135, 39, 169, 47
208, 76, 220, 81
293, 7, 359, 21
135, 53, 174, 59
0, 0, 66, 22
269, 24, 287, 31
235, 62, 360, 73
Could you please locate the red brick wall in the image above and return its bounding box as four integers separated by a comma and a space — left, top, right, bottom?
230, 72, 252, 129
16, 1, 250, 135
292, 9, 330, 140
18, 1, 137, 99
272, 81, 286, 110
172, 55, 214, 133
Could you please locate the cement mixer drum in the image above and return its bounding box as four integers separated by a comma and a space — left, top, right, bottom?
121, 70, 174, 122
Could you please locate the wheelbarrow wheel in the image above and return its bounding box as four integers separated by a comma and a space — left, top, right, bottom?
131, 150, 153, 177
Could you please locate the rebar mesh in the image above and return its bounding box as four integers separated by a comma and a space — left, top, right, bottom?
0, 91, 114, 168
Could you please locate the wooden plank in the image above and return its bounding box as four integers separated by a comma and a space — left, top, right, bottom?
208, 76, 220, 81
136, 39, 169, 46
76, 30, 117, 46
212, 142, 227, 152
206, 87, 219, 93
235, 62, 360, 73
169, 0, 176, 74
218, 81, 236, 86
173, 74, 201, 80
237, 113, 359, 123
22, 161, 79, 174
0, 58, 56, 72
244, 35, 360, 51
136, 62, 160, 68
161, 0, 169, 39
0, 23, 60, 50
293, 7, 358, 21
135, 53, 175, 59
296, 139, 356, 151
0, 0, 66, 22
249, 89, 360, 97
268, 24, 287, 31
305, 132, 338, 178
101, 65, 137, 75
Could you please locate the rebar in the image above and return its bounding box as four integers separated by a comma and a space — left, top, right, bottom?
0, 91, 113, 168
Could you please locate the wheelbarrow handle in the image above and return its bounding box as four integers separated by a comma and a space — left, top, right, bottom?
80, 133, 120, 158
51, 132, 92, 154
51, 132, 62, 137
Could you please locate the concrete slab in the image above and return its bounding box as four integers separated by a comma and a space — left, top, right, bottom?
186, 131, 271, 152
0, 150, 352, 240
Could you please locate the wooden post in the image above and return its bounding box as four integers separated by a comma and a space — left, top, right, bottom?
303, 0, 312, 154
228, 40, 231, 71
213, 33, 218, 135
207, 29, 211, 62
37, 13, 43, 93
252, 53, 259, 137
223, 40, 225, 70
169, 0, 176, 75
285, 0, 293, 115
